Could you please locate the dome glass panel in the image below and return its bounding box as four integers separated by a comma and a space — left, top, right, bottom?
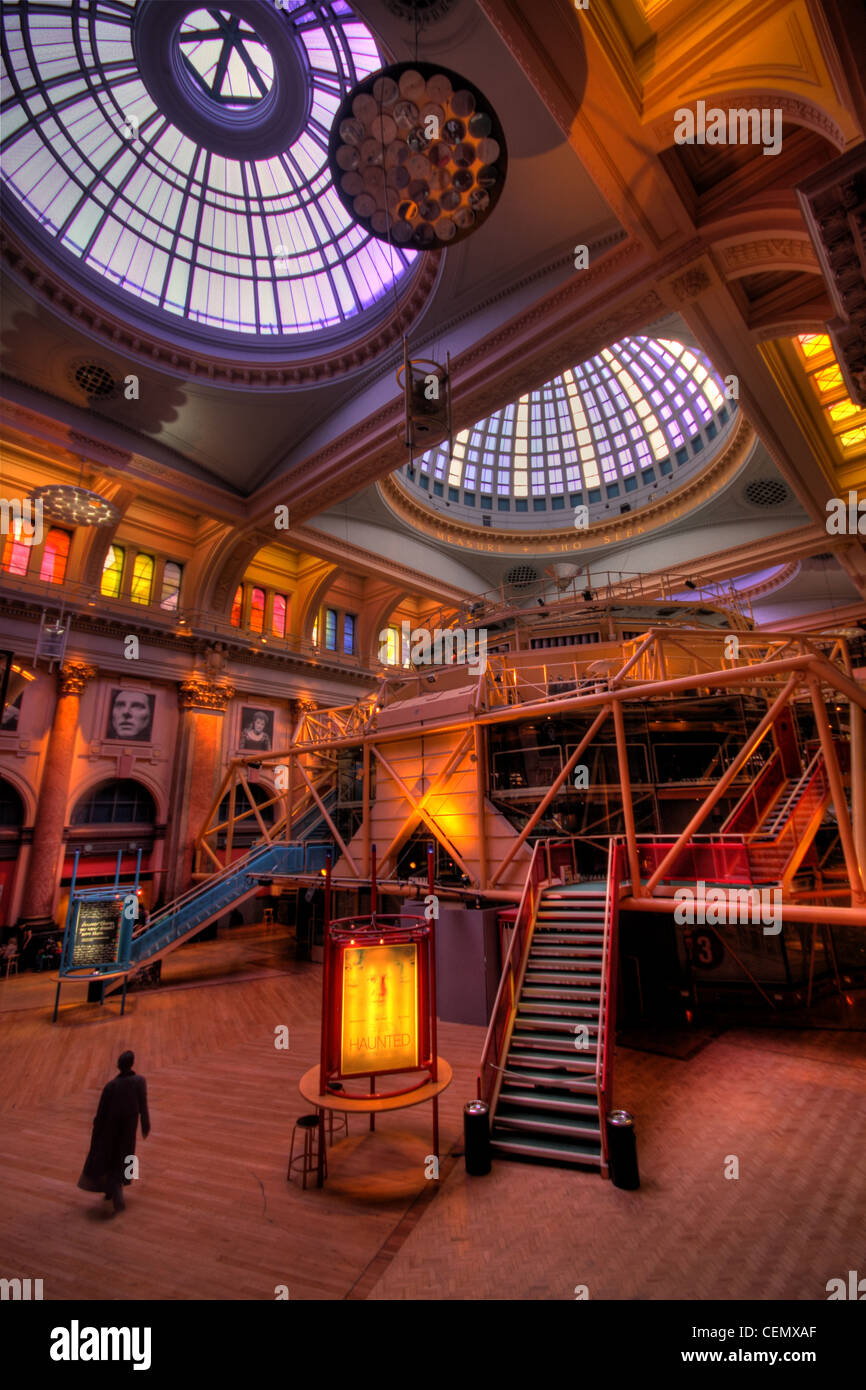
0, 0, 416, 336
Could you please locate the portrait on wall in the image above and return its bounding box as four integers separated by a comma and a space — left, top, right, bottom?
239, 706, 274, 752
105, 689, 155, 742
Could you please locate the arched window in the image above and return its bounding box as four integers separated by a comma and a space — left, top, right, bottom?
250, 588, 265, 634
159, 561, 183, 611
312, 617, 319, 645
324, 608, 337, 651
0, 777, 25, 828
39, 528, 71, 584
343, 614, 356, 654
131, 553, 154, 604
72, 779, 156, 825
1, 530, 32, 577
272, 594, 287, 638
230, 586, 243, 627
385, 625, 401, 666
100, 544, 124, 598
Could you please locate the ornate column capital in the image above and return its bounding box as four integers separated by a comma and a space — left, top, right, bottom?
58, 660, 97, 697
178, 675, 235, 712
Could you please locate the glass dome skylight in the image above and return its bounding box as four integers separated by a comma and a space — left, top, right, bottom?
0, 0, 417, 336
395, 337, 734, 524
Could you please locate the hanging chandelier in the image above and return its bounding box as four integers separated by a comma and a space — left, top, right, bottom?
30, 484, 120, 528
328, 61, 507, 250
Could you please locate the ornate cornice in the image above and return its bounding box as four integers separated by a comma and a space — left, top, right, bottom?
0, 221, 440, 389
178, 676, 236, 712
718, 238, 819, 277
58, 660, 97, 696
377, 414, 755, 557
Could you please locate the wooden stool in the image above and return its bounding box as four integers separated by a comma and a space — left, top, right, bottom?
325, 1083, 349, 1144
3, 959, 18, 978
287, 1114, 327, 1189
262, 908, 274, 926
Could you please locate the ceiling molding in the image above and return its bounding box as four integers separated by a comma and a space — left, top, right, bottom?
375, 414, 756, 557
0, 219, 441, 389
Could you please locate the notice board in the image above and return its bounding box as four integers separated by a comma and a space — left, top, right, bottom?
70, 899, 123, 970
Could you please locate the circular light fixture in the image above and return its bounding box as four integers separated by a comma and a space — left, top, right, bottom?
329, 61, 507, 250
31, 486, 120, 528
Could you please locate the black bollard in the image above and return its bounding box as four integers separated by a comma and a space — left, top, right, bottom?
464, 1100, 491, 1175
607, 1109, 639, 1189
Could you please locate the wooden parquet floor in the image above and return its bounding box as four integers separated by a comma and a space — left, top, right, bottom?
1, 927, 864, 1301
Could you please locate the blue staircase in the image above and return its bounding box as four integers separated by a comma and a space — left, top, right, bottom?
128, 841, 329, 970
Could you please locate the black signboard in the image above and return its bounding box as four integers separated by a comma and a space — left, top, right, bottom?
70, 899, 123, 970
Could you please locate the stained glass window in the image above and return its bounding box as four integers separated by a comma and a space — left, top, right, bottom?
100, 544, 124, 598
793, 334, 866, 462
1, 530, 32, 576
401, 337, 731, 518
131, 553, 154, 604
343, 612, 355, 654
159, 561, 183, 611
230, 584, 243, 626
0, 0, 416, 335
250, 587, 265, 633
39, 528, 70, 584
324, 607, 337, 651
272, 593, 287, 637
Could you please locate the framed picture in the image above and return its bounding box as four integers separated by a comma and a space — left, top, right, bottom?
238, 706, 274, 752
105, 688, 155, 742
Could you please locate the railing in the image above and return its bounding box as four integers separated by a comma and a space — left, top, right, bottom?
721, 748, 785, 834
596, 841, 619, 1170
757, 750, 823, 837
129, 840, 330, 964
477, 840, 547, 1108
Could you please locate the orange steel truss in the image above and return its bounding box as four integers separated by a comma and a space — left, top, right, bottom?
195, 626, 866, 917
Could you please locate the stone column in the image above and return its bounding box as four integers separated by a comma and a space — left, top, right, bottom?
21, 660, 97, 928
164, 675, 235, 899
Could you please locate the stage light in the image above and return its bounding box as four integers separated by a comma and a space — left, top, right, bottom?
320, 867, 327, 876
684, 579, 697, 590
582, 589, 594, 602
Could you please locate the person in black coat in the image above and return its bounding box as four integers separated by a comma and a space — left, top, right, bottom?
78, 1051, 150, 1214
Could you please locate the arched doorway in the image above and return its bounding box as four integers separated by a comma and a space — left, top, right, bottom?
0, 777, 26, 934
61, 779, 159, 925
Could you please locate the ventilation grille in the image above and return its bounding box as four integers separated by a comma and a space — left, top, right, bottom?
71, 362, 117, 399
505, 565, 539, 588
743, 478, 790, 508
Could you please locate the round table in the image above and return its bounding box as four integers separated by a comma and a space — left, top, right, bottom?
298, 1059, 452, 1188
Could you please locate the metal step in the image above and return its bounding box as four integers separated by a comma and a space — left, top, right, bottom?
517, 1001, 599, 1019
522, 985, 601, 1002
525, 972, 602, 989
498, 1085, 599, 1116
536, 934, 603, 945
490, 1131, 602, 1167
501, 1064, 597, 1092
506, 1046, 597, 1071
494, 1107, 601, 1141
513, 1022, 599, 1043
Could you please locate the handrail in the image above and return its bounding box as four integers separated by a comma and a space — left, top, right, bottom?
477, 841, 544, 1106
753, 749, 823, 838
597, 840, 619, 1166
720, 747, 783, 834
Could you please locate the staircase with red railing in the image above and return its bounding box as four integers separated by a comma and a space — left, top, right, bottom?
477, 840, 619, 1174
